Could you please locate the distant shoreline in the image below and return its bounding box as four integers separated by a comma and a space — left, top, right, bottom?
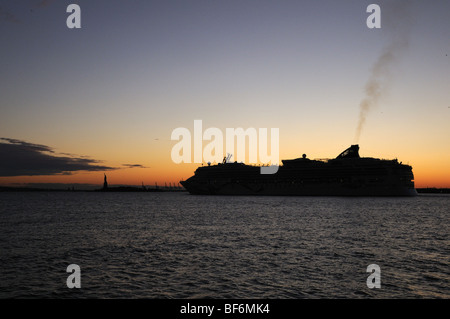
0, 186, 448, 194
0, 186, 186, 193
415, 188, 450, 194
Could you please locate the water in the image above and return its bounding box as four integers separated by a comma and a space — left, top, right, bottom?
0, 192, 448, 298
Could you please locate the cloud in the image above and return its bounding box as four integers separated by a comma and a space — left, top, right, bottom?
0, 1, 57, 24
0, 138, 117, 176
122, 163, 149, 169
36, 0, 57, 8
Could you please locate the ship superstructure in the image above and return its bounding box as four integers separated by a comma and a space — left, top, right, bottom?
180, 145, 417, 196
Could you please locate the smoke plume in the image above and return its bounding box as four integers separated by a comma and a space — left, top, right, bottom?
355, 0, 414, 142
0, 6, 20, 23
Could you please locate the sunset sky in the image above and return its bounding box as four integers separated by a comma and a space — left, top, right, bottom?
1, 0, 449, 188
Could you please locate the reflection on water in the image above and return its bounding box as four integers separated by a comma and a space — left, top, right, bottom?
0, 192, 449, 298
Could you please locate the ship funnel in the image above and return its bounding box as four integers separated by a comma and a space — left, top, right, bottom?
336, 145, 360, 159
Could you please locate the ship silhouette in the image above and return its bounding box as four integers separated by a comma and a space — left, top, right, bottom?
180, 145, 417, 196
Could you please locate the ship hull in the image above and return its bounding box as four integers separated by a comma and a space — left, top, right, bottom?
181, 179, 417, 197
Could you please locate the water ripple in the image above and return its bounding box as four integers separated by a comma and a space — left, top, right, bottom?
0, 192, 449, 298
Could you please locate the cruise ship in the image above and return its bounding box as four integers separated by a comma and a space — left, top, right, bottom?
180, 145, 417, 196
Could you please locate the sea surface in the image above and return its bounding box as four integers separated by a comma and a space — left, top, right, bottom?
0, 191, 448, 299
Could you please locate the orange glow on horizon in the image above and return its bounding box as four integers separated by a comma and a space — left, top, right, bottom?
1, 135, 449, 189
1, 159, 449, 189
